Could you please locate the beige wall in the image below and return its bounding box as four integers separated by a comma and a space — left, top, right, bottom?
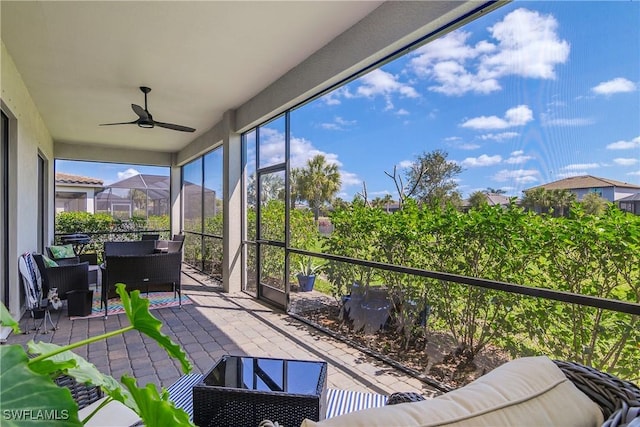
1, 41, 55, 317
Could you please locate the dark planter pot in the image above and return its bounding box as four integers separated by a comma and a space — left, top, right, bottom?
297, 274, 316, 292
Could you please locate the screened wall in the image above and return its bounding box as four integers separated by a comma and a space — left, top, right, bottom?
182, 146, 224, 279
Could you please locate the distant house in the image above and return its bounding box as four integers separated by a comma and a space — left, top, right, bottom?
618, 193, 640, 215
96, 174, 171, 219
55, 173, 104, 213
462, 193, 515, 212
526, 175, 640, 203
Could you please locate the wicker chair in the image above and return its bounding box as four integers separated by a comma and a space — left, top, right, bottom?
32, 254, 90, 300
552, 360, 640, 427
54, 374, 103, 410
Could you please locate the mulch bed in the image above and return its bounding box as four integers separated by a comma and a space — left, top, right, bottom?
293, 299, 510, 390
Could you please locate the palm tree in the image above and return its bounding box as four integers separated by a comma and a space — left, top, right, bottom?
485, 187, 506, 195
296, 155, 342, 222
550, 189, 575, 217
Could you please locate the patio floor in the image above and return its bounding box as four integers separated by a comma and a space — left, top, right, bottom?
7, 265, 440, 399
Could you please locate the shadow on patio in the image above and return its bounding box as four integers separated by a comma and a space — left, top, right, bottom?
6, 265, 439, 399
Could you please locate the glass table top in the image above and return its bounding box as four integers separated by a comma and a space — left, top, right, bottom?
204, 355, 325, 395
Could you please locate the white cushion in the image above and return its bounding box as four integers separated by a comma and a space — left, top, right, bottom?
302, 356, 604, 427
77, 397, 141, 427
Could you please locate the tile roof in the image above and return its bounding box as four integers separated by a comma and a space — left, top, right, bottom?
55, 172, 103, 186
528, 175, 640, 191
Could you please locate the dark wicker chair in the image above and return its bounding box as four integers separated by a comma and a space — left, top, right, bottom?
32, 254, 90, 300
54, 374, 103, 410
553, 360, 640, 427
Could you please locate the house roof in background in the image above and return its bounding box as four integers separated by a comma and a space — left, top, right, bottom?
486, 194, 514, 206
55, 172, 103, 186
618, 193, 640, 202
529, 175, 640, 191
108, 174, 169, 190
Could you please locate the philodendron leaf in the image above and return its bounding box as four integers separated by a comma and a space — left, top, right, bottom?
0, 302, 21, 334
27, 341, 134, 409
0, 345, 81, 427
116, 284, 192, 373
121, 375, 194, 427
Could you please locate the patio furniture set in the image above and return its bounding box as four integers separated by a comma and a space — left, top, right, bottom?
18, 235, 184, 326
64, 354, 638, 427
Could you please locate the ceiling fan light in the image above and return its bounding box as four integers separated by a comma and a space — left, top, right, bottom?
138, 120, 154, 128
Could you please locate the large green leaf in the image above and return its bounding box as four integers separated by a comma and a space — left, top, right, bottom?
116, 284, 192, 373
121, 376, 194, 427
0, 345, 81, 426
0, 302, 21, 334
27, 341, 133, 409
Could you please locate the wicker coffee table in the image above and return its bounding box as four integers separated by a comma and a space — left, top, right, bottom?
193, 355, 328, 427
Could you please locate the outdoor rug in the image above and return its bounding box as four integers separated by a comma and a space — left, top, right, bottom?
69, 291, 192, 320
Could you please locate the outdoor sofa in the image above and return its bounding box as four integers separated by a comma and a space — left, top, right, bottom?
101, 240, 182, 316
298, 356, 639, 427
60, 356, 638, 426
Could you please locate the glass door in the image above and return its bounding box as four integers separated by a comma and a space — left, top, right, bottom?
256, 168, 287, 307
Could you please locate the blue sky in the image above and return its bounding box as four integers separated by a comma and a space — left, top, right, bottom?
58, 1, 639, 200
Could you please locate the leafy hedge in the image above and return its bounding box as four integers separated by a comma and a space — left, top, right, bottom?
54, 212, 170, 259
323, 200, 639, 380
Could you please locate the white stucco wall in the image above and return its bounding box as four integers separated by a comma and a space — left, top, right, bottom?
1, 41, 55, 317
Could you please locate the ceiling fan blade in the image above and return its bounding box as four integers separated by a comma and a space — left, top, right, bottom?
154, 121, 196, 132
99, 120, 138, 126
131, 104, 149, 119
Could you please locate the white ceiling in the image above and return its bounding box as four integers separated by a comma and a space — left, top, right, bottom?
1, 1, 383, 153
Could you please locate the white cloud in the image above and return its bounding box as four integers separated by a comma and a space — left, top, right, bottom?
461, 105, 533, 130
613, 158, 639, 166
481, 8, 570, 79
606, 136, 640, 150
505, 151, 533, 164
320, 116, 356, 131
541, 116, 595, 127
409, 8, 569, 96
556, 171, 586, 178
261, 127, 361, 191
340, 171, 362, 187
461, 154, 502, 167
117, 168, 140, 180
479, 132, 519, 141
592, 77, 637, 95
628, 171, 640, 176
397, 160, 413, 169
563, 163, 600, 170
493, 169, 539, 183
459, 143, 481, 150
356, 69, 419, 99
395, 109, 410, 116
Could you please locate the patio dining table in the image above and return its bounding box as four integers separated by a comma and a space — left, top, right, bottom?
60, 233, 92, 255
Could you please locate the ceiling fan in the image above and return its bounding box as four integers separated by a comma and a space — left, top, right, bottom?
100, 86, 195, 132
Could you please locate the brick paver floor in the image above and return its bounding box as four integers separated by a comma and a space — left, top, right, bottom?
7, 266, 440, 399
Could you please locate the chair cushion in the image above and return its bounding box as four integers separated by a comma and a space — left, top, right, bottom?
301, 356, 604, 427
49, 244, 75, 259
77, 397, 141, 426
42, 255, 59, 267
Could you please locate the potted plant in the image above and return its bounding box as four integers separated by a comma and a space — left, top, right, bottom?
296, 257, 325, 292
